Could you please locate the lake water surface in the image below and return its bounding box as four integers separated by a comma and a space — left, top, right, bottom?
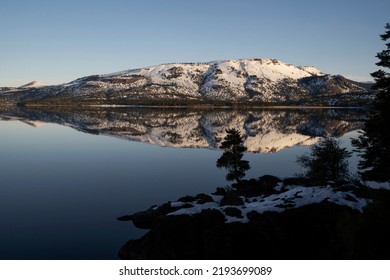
0, 107, 365, 259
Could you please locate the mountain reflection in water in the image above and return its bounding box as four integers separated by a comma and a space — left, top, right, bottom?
0, 107, 366, 153
0, 106, 368, 259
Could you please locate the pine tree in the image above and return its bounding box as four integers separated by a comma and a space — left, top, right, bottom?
216, 128, 250, 182
352, 23, 390, 182
371, 23, 390, 107
297, 137, 351, 184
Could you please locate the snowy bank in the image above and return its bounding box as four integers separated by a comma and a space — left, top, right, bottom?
117, 176, 390, 260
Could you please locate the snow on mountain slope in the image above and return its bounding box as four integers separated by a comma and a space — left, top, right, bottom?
243, 59, 319, 81
9, 58, 373, 106
200, 59, 323, 100
125, 63, 209, 96
297, 66, 325, 76
19, 81, 46, 89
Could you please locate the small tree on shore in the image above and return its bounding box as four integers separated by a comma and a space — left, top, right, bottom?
217, 128, 250, 183
297, 137, 351, 184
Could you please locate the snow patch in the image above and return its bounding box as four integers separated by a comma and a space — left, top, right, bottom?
167, 185, 370, 224
19, 81, 46, 88
365, 181, 390, 190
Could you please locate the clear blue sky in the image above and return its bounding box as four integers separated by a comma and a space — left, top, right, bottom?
1, 0, 389, 86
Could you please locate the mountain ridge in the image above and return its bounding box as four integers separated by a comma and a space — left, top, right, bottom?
0, 58, 375, 106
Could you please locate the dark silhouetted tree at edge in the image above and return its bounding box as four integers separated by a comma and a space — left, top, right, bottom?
352, 23, 390, 182
297, 137, 351, 184
217, 128, 250, 183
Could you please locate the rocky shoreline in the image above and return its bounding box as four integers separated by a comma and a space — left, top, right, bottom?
117, 176, 389, 259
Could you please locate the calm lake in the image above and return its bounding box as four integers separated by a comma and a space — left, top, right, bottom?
0, 107, 365, 259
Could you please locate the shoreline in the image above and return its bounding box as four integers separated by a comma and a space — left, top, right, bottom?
118, 176, 390, 260
0, 102, 367, 110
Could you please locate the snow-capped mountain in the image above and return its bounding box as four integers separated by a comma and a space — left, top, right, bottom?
1, 59, 374, 106
19, 81, 46, 89
0, 81, 46, 93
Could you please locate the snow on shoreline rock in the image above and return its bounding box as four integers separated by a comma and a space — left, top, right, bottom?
118, 178, 387, 260
365, 181, 390, 190
122, 178, 372, 230
166, 184, 369, 224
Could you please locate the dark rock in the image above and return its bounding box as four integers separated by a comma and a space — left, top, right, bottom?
234, 175, 281, 197
130, 202, 180, 229
223, 207, 243, 218
119, 209, 226, 260
233, 180, 259, 196
351, 186, 373, 199
178, 195, 196, 203
259, 175, 282, 189
195, 193, 214, 204
246, 210, 261, 221
119, 214, 197, 260
212, 187, 226, 196
198, 209, 226, 226
117, 215, 133, 221
220, 191, 244, 206
158, 202, 178, 214
131, 209, 161, 229
283, 177, 310, 186
119, 201, 358, 260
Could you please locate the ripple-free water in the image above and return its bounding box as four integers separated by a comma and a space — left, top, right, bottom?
0, 108, 365, 259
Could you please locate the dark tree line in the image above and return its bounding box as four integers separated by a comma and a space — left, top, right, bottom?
353, 23, 390, 182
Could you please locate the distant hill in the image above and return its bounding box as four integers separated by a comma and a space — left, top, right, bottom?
1, 59, 375, 106
19, 81, 46, 89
